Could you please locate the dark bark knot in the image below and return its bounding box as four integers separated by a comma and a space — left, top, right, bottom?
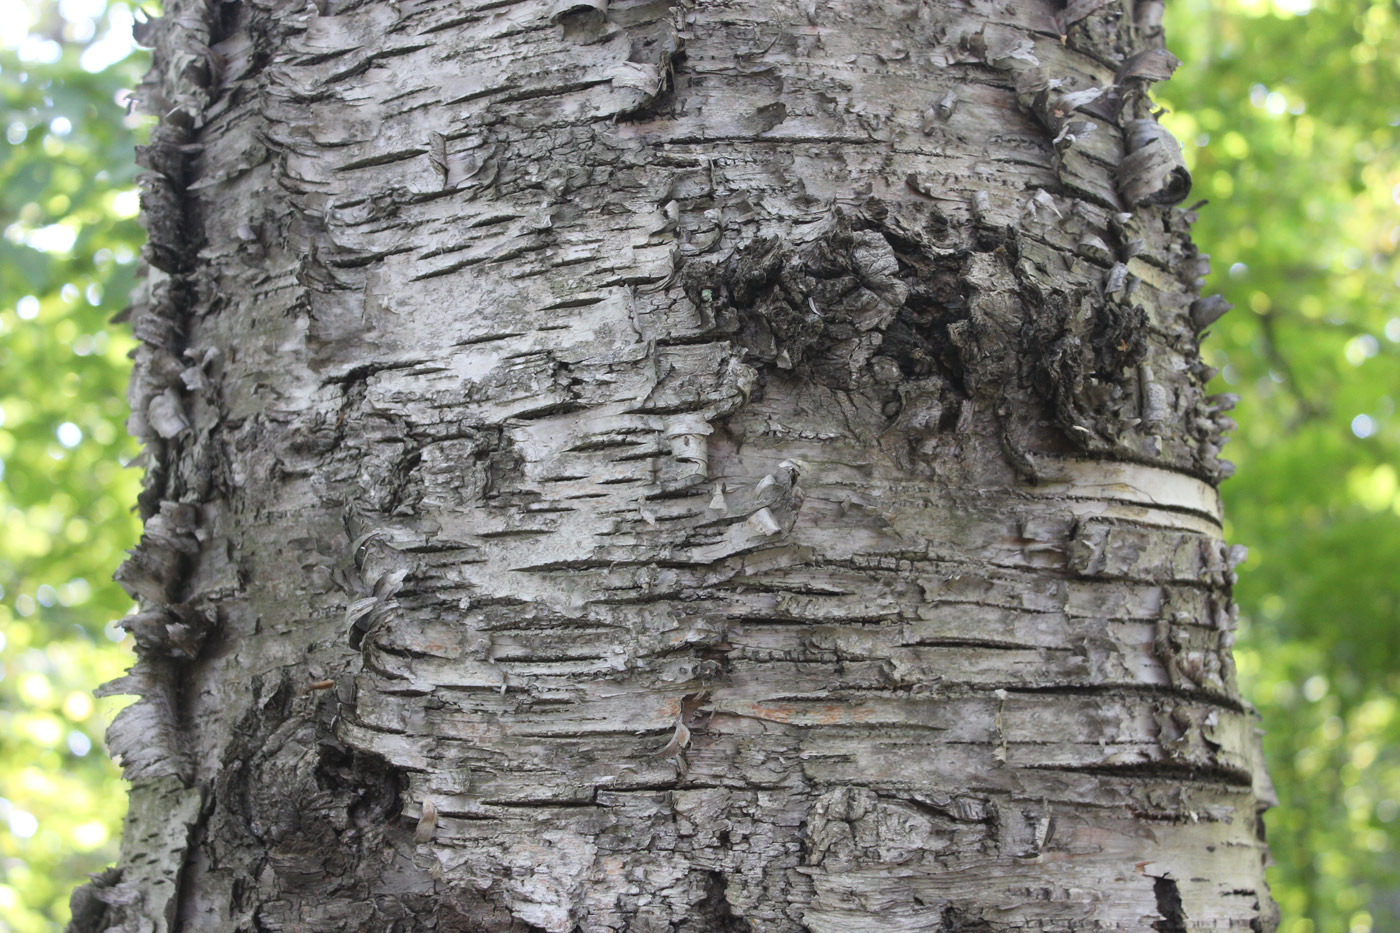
1020, 280, 1150, 450
680, 214, 973, 396
680, 208, 1153, 458
222, 676, 405, 855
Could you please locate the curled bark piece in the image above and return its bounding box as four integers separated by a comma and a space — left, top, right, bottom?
1105, 262, 1130, 295
1118, 48, 1181, 83
1191, 294, 1233, 332
551, 0, 607, 21
1119, 119, 1191, 207
146, 388, 191, 439
1137, 0, 1166, 31
414, 799, 439, 844
744, 507, 781, 536
1060, 0, 1110, 29
98, 662, 192, 783
921, 89, 958, 133
654, 720, 691, 757
119, 606, 209, 660
1075, 234, 1113, 264
707, 482, 728, 512
666, 416, 713, 479
982, 26, 1039, 70
67, 867, 124, 933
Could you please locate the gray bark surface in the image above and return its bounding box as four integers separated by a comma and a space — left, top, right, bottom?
75, 0, 1276, 930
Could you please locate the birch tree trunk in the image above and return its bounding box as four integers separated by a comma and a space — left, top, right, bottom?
72, 0, 1277, 930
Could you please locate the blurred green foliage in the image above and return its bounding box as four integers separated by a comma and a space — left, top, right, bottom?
0, 0, 1395, 931
1160, 1, 1400, 931
0, 1, 145, 928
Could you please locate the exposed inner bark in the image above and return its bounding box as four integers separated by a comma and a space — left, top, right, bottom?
77, 0, 1276, 931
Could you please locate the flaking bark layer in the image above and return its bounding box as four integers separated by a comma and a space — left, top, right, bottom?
77, 1, 1274, 931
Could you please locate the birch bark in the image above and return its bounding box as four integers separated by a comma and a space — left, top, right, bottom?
72, 0, 1277, 931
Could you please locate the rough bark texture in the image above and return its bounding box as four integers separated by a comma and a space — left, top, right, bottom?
77, 0, 1276, 930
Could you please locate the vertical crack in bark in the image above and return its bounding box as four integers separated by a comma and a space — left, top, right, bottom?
1152, 875, 1189, 933
684, 872, 756, 933
75, 1, 235, 931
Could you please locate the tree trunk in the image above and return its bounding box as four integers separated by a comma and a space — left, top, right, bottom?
73, 0, 1277, 930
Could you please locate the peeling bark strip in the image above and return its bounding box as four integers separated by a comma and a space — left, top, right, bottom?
78, 1, 1275, 931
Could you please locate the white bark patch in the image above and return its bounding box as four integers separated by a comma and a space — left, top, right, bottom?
505, 832, 600, 932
